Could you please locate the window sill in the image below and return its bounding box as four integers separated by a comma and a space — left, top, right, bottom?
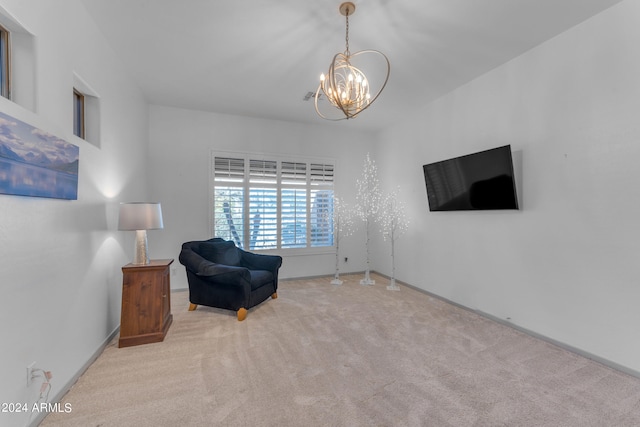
253, 247, 335, 257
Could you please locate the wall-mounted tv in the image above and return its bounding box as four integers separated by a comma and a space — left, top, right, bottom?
423, 145, 519, 211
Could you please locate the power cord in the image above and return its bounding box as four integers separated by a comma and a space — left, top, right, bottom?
27, 368, 53, 424
33, 369, 53, 403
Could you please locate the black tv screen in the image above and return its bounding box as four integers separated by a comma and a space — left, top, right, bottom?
423, 145, 519, 211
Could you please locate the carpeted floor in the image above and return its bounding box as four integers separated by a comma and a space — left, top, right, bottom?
42, 273, 640, 426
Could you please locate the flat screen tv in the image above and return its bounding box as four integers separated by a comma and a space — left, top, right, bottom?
423, 145, 519, 211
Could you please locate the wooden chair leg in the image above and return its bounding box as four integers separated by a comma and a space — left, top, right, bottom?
237, 308, 247, 321
271, 292, 278, 299
188, 303, 198, 311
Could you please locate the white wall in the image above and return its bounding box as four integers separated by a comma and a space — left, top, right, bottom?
148, 105, 374, 287
2, 3, 639, 425
0, 1, 149, 425
373, 0, 640, 374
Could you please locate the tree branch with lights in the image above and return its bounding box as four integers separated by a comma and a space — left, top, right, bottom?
356, 153, 381, 285
330, 196, 356, 285
378, 189, 409, 291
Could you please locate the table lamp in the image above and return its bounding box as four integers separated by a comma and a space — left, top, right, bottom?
118, 202, 164, 265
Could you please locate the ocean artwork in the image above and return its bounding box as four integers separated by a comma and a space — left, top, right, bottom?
0, 111, 79, 200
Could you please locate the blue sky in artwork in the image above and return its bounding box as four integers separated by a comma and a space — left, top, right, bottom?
0, 111, 79, 167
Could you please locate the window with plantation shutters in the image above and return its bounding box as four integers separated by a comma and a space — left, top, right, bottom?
211, 153, 335, 251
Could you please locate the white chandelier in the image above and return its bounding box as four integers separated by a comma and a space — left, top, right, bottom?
315, 2, 390, 120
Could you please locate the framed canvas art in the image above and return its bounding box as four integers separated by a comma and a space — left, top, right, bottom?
0, 111, 79, 200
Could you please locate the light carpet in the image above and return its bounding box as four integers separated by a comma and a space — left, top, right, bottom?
42, 273, 640, 426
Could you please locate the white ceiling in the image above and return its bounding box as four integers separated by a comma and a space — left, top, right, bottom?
79, 0, 623, 131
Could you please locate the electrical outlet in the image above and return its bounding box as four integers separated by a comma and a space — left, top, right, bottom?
26, 362, 36, 386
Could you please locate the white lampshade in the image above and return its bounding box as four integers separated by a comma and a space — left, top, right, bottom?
118, 202, 164, 231
118, 202, 164, 265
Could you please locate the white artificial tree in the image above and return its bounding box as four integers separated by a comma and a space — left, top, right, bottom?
378, 189, 409, 291
330, 196, 355, 285
355, 153, 381, 285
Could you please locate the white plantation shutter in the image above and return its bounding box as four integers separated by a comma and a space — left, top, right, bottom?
309, 163, 334, 247
280, 162, 308, 249
310, 163, 334, 184
281, 188, 307, 248
281, 161, 307, 185
248, 159, 277, 249
214, 157, 245, 182
212, 153, 334, 250
212, 157, 245, 247
249, 159, 277, 184
248, 187, 278, 249
310, 189, 333, 247
213, 186, 245, 247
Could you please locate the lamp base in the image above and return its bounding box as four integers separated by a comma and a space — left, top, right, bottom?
132, 230, 150, 265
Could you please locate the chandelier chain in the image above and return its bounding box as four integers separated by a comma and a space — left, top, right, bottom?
345, 11, 350, 56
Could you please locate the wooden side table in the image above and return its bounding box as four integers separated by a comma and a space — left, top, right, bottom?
119, 259, 173, 348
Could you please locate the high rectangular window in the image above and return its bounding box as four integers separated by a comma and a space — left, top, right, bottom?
0, 9, 36, 111
0, 24, 10, 99
212, 153, 335, 251
73, 88, 85, 139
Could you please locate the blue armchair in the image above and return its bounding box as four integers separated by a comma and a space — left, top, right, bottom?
179, 238, 282, 321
